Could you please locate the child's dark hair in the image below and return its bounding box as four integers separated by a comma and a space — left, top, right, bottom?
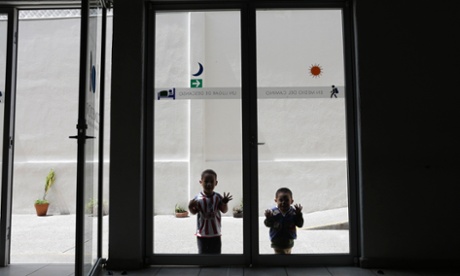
275, 187, 293, 197
201, 169, 217, 179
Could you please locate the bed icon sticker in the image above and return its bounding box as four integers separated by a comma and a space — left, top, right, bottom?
157, 88, 176, 100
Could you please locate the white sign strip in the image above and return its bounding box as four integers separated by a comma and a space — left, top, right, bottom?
258, 86, 345, 99
155, 86, 344, 100
155, 88, 241, 100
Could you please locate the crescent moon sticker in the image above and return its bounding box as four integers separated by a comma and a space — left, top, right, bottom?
192, 62, 204, 77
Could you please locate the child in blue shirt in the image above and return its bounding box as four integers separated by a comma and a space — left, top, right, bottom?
264, 187, 304, 254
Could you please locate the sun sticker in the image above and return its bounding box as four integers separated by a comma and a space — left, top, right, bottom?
309, 64, 323, 78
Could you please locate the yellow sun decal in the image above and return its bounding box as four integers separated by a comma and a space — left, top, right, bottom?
309, 64, 323, 78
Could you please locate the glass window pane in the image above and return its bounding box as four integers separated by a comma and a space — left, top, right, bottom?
0, 14, 7, 205
85, 4, 103, 271
11, 9, 80, 264
256, 9, 350, 254
153, 11, 243, 254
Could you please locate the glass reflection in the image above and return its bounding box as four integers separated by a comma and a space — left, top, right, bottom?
256, 9, 350, 254
153, 11, 243, 254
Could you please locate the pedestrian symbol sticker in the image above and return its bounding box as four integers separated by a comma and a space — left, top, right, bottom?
330, 85, 339, 98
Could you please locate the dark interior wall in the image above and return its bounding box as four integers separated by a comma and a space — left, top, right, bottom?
107, 0, 460, 269
355, 0, 460, 267
108, 0, 145, 269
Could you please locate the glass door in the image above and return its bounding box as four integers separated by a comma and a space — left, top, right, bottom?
147, 1, 357, 267
148, 6, 247, 265
74, 0, 105, 274
253, 7, 357, 265
0, 8, 17, 267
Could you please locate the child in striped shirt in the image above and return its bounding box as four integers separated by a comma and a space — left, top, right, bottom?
188, 169, 233, 254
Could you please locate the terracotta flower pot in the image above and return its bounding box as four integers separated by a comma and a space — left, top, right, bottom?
233, 212, 243, 218
34, 203, 49, 216
175, 211, 188, 218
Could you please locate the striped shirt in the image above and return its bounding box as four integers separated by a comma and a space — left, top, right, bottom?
193, 192, 223, 237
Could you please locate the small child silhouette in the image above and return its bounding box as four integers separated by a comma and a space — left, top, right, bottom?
264, 187, 304, 254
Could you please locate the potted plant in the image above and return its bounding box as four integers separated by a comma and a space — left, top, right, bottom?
34, 169, 56, 216
85, 197, 110, 216
174, 203, 189, 218
232, 200, 243, 218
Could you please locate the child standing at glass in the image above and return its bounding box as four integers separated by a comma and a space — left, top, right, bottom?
264, 187, 304, 254
188, 169, 233, 254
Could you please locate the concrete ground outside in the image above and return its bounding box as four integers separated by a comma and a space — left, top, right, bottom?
10, 207, 348, 263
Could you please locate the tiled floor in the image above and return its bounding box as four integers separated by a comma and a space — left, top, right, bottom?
1, 264, 459, 276
100, 266, 460, 276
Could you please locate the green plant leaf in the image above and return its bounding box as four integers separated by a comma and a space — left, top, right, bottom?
175, 203, 186, 213
43, 169, 56, 201
35, 199, 49, 205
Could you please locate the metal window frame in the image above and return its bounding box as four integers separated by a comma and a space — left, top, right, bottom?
145, 0, 360, 267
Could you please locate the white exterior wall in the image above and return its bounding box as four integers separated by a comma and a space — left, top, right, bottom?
3, 13, 112, 214
4, 10, 348, 216
153, 11, 349, 216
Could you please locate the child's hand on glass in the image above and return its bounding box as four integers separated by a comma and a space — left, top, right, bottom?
294, 203, 303, 214
264, 209, 273, 218
222, 192, 233, 204
188, 199, 199, 213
